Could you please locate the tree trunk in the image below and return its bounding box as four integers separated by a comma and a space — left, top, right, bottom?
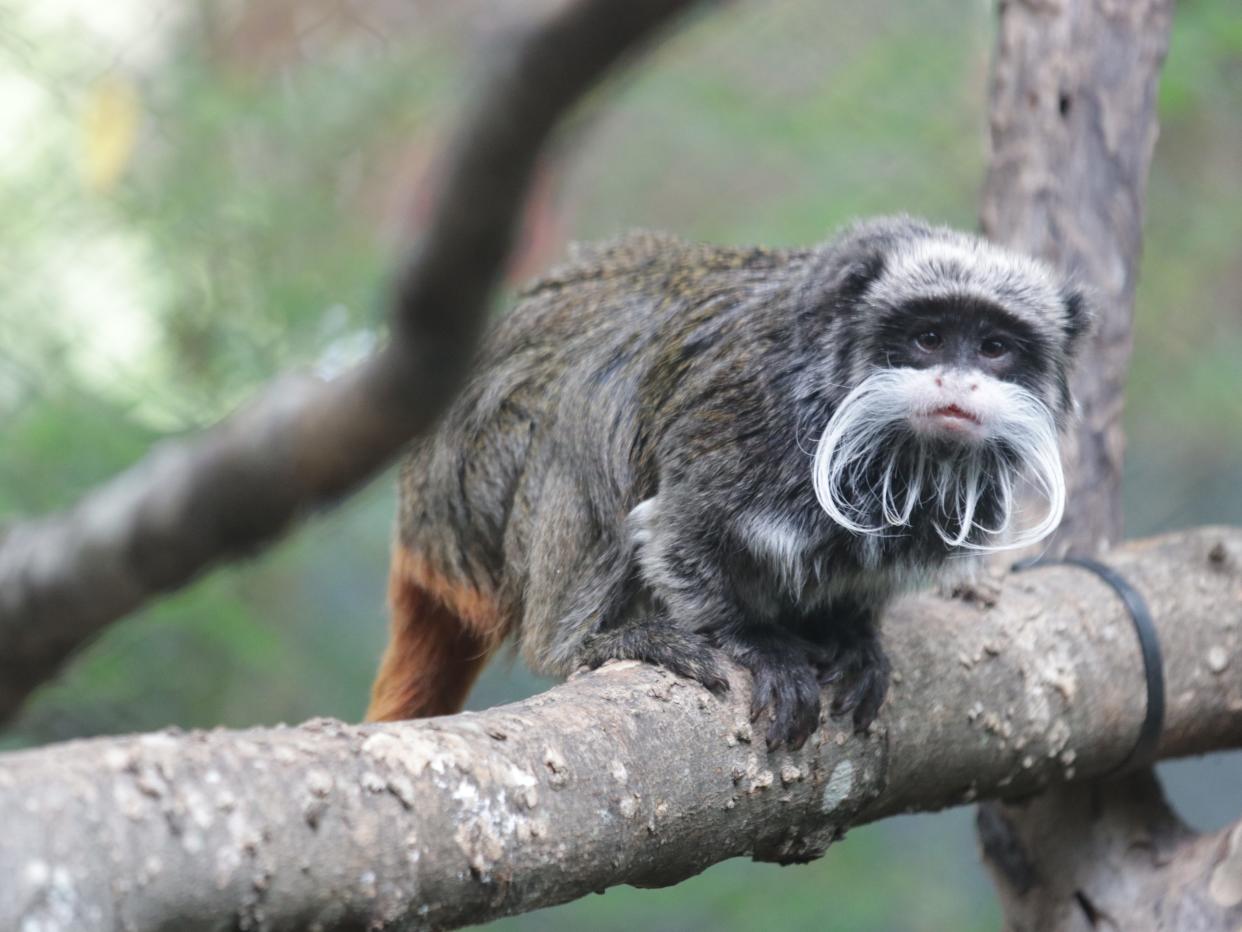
974, 1, 1235, 929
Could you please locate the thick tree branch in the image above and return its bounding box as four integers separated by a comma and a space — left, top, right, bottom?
2, 527, 1239, 931
980, 0, 1173, 556
977, 1, 1188, 927
0, 0, 704, 724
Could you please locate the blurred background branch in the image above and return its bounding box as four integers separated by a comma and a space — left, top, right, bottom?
0, 0, 704, 726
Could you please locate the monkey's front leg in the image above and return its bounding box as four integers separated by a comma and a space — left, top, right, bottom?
584, 606, 829, 749
705, 621, 832, 750
633, 496, 833, 749
801, 596, 891, 733
696, 593, 891, 746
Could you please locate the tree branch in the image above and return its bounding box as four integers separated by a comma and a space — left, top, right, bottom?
980, 0, 1173, 556
2, 527, 1239, 930
0, 0, 705, 724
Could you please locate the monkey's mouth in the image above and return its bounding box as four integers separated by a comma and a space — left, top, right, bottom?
930, 404, 981, 425
914, 403, 985, 438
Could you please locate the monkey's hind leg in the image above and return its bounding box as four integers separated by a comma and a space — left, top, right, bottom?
365, 546, 499, 722
577, 609, 729, 695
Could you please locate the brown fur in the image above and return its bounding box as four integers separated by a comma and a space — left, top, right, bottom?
364, 546, 501, 722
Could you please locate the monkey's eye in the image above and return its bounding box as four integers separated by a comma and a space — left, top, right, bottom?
913, 331, 942, 352
979, 337, 1009, 359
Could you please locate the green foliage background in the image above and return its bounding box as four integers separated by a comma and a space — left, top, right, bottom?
1, 1, 1238, 928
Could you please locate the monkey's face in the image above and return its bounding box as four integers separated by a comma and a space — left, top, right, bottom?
869, 296, 1047, 445
812, 297, 1074, 552
801, 222, 1091, 551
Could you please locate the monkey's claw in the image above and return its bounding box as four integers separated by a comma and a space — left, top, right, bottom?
708, 632, 825, 750
820, 637, 890, 733
749, 660, 822, 751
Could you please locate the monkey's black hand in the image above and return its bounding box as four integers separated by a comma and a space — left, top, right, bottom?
816, 630, 890, 733
708, 629, 825, 751
577, 615, 729, 695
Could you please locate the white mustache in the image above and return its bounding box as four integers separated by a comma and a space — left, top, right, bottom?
811, 368, 1066, 552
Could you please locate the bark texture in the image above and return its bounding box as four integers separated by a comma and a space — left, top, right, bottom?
980, 0, 1173, 556
978, 770, 1242, 931
1, 527, 1239, 931
0, 0, 703, 725
975, 1, 1227, 929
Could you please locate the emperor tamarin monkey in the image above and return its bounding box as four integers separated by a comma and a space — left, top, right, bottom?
366, 215, 1089, 748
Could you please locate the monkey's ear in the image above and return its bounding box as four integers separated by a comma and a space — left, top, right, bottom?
837, 252, 887, 303
1061, 285, 1093, 356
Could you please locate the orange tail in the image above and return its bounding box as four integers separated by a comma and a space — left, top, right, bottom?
365, 546, 500, 722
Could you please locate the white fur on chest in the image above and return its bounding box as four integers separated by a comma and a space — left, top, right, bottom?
738, 512, 812, 595
629, 496, 947, 610
740, 510, 944, 605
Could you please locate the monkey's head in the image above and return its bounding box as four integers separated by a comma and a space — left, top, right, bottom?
807, 219, 1090, 551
